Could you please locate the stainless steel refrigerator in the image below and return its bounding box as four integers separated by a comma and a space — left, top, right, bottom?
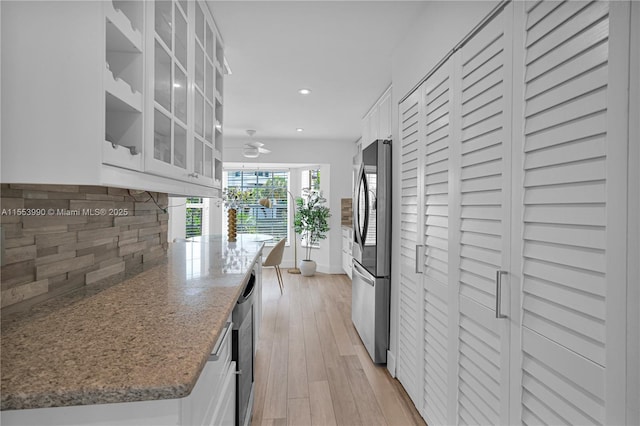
352, 139, 391, 364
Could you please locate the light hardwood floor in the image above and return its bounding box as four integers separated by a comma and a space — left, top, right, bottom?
252, 269, 426, 426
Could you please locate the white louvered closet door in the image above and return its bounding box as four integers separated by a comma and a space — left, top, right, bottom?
453, 6, 513, 425
513, 1, 630, 424
420, 60, 453, 426
397, 90, 424, 405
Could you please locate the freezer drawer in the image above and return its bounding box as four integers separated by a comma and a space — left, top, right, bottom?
351, 261, 389, 363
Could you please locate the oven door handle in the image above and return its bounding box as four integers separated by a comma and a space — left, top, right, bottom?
238, 272, 256, 303
208, 321, 233, 361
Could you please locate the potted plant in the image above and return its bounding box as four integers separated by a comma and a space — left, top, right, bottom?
293, 188, 331, 276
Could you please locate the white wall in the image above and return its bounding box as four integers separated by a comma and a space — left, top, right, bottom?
391, 1, 500, 102
208, 198, 223, 235
168, 197, 186, 242
387, 0, 500, 375
224, 138, 354, 273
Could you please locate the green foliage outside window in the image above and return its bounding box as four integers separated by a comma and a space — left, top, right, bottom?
186, 207, 203, 237
225, 170, 289, 242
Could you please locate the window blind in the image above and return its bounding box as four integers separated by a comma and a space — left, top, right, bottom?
225, 170, 290, 244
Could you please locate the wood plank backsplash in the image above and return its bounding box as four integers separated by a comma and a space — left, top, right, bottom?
0, 184, 169, 311
341, 198, 353, 227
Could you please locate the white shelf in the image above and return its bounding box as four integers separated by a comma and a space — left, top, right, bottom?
105, 68, 142, 112
102, 1, 143, 175
103, 140, 142, 171
105, 1, 142, 52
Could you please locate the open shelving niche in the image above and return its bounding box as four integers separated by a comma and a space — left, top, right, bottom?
103, 0, 144, 171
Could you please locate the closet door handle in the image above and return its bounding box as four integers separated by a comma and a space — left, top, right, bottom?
495, 270, 507, 319
415, 245, 424, 274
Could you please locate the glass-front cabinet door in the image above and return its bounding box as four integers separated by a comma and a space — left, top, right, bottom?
145, 0, 222, 188
148, 0, 188, 177
192, 2, 215, 183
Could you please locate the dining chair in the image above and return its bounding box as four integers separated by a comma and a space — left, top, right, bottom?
262, 238, 286, 294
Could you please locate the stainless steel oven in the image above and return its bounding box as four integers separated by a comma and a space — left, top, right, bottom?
232, 270, 256, 426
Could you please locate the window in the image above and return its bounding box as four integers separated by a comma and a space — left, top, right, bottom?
301, 168, 321, 191
224, 170, 289, 243
300, 168, 321, 248
186, 197, 203, 237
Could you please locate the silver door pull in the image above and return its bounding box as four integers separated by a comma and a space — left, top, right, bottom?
415, 245, 424, 274
208, 321, 232, 361
495, 270, 507, 319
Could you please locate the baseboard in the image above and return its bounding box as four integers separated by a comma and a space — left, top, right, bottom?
386, 350, 396, 377
278, 261, 345, 275
319, 264, 347, 274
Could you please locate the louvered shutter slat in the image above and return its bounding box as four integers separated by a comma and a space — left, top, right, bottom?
519, 2, 615, 423
454, 8, 512, 425
421, 60, 452, 426
397, 92, 423, 406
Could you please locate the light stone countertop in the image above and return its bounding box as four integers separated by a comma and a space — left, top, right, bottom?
0, 235, 264, 411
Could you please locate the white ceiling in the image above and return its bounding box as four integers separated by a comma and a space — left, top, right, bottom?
206, 1, 427, 147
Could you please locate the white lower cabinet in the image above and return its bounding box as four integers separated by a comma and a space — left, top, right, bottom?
185, 320, 234, 426
209, 362, 236, 426
396, 1, 636, 425
342, 226, 353, 278
1, 318, 235, 426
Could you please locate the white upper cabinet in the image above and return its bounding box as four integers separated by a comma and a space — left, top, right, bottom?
362, 86, 392, 148
378, 90, 392, 140
103, 1, 144, 172
368, 106, 380, 143
0, 0, 225, 196
1, 1, 104, 186
145, 0, 223, 189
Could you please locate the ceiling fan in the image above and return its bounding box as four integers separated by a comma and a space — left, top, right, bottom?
243, 129, 271, 158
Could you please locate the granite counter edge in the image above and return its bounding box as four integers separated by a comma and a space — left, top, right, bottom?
0, 245, 263, 411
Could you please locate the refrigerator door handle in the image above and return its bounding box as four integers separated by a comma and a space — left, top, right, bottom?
353, 261, 375, 287
353, 163, 366, 249
360, 166, 370, 248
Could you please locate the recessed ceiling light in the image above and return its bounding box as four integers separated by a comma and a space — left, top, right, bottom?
298, 88, 312, 95
296, 128, 304, 132
173, 83, 181, 88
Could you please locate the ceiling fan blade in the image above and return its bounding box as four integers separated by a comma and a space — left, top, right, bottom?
243, 147, 260, 158
258, 147, 271, 154
246, 141, 265, 148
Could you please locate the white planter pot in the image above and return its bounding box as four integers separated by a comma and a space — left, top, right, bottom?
299, 260, 317, 277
